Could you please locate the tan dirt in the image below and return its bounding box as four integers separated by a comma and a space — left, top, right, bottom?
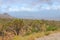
35, 32, 60, 40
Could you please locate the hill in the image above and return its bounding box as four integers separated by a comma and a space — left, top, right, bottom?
0, 13, 13, 19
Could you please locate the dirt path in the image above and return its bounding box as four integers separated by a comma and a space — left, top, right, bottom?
35, 32, 60, 40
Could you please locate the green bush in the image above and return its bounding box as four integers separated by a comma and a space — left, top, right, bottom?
46, 26, 57, 31
31, 28, 39, 33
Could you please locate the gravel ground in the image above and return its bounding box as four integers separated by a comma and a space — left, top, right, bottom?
35, 32, 60, 40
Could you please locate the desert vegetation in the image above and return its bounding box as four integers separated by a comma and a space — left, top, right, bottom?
0, 18, 60, 40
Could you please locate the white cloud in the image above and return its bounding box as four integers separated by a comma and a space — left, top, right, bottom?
40, 6, 51, 10
8, 7, 38, 12
1, 1, 60, 12
52, 5, 60, 10
38, 2, 60, 10
8, 4, 60, 12
41, 6, 60, 10
20, 7, 33, 11
9, 8, 20, 11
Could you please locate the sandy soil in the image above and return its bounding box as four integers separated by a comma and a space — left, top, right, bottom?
35, 32, 60, 40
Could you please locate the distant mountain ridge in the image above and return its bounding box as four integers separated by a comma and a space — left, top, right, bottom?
9, 10, 60, 21
0, 13, 13, 19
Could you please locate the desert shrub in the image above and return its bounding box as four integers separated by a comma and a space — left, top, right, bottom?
25, 32, 31, 35
46, 25, 57, 31
31, 27, 39, 33
44, 31, 51, 36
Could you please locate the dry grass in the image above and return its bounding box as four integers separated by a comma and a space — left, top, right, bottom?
13, 32, 45, 40
13, 31, 59, 40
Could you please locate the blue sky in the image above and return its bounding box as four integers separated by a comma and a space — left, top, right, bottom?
0, 0, 60, 12
0, 0, 60, 20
